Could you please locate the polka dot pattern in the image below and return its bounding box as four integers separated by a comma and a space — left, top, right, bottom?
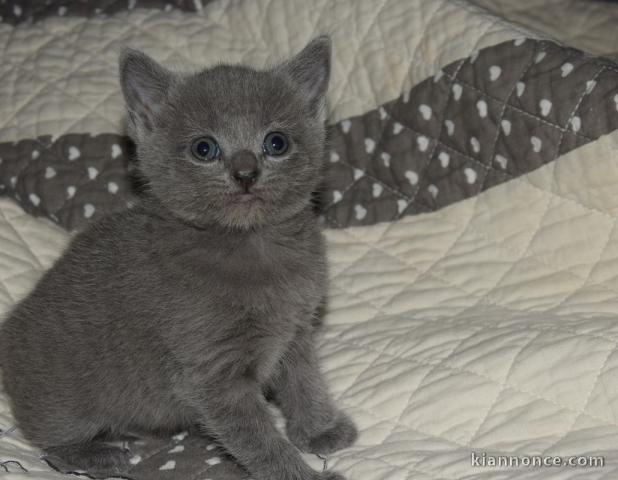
0, 0, 207, 25
323, 39, 618, 227
0, 134, 134, 231
44, 429, 249, 480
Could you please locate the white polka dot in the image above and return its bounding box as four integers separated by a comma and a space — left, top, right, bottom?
516, 81, 526, 97
405, 170, 418, 185
535, 51, 546, 63
381, 152, 391, 167
397, 199, 408, 214
514, 38, 525, 47
128, 0, 137, 9
428, 184, 438, 198
43, 167, 56, 179
419, 104, 432, 120
111, 143, 122, 159
13, 5, 22, 16
416, 136, 429, 152
586, 80, 597, 94
445, 120, 455, 136
29, 193, 41, 206
329, 151, 339, 163
470, 50, 480, 63
364, 138, 375, 154
402, 90, 410, 103
452, 83, 463, 101
206, 444, 216, 451
107, 182, 119, 194
58, 6, 67, 16
129, 455, 142, 465
354, 205, 367, 221
464, 168, 477, 184
332, 190, 342, 203
159, 460, 176, 470
489, 65, 502, 81
341, 120, 351, 133
392, 122, 404, 135
561, 62, 574, 77
438, 152, 450, 168
83, 203, 96, 219
614, 94, 618, 111
68, 146, 80, 161
164, 4, 173, 12
501, 119, 512, 136
570, 116, 581, 133
433, 70, 444, 82
372, 183, 383, 198
531, 136, 542, 153
470, 137, 480, 153
0, 157, 2, 165
31, 150, 40, 159
495, 154, 508, 169
87, 167, 99, 180
10, 177, 17, 187
476, 100, 488, 118
67, 186, 76, 199
168, 445, 185, 453
353, 168, 364, 181
379, 106, 388, 120
539, 99, 552, 117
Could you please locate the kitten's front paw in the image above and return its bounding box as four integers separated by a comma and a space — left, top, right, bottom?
306, 412, 358, 455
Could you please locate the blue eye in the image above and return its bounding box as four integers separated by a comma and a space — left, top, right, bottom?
191, 136, 220, 161
263, 132, 289, 156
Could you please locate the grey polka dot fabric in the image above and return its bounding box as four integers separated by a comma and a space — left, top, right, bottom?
3, 38, 618, 233
0, 134, 137, 231
322, 39, 618, 227
44, 429, 251, 480
0, 0, 208, 25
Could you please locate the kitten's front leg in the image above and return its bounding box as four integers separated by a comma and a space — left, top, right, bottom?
199, 382, 344, 480
269, 326, 358, 455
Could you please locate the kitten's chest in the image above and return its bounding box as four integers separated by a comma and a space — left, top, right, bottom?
172, 232, 326, 382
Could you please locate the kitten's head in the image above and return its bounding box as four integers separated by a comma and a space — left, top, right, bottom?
119, 37, 331, 229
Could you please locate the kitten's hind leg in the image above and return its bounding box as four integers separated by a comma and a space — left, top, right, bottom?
44, 442, 130, 477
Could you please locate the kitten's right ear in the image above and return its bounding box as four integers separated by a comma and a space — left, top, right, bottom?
119, 48, 173, 133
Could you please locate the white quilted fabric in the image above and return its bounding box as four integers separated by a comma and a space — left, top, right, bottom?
0, 198, 68, 317
472, 0, 618, 55
4, 122, 618, 480
0, 0, 533, 144
319, 130, 618, 479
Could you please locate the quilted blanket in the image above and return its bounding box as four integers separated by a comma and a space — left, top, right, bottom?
3, 0, 618, 479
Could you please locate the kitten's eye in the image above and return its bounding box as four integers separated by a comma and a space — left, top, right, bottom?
263, 132, 289, 156
190, 136, 220, 162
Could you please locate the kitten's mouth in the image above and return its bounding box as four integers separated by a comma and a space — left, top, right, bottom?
227, 192, 263, 204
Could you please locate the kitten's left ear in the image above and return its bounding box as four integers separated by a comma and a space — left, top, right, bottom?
276, 36, 331, 116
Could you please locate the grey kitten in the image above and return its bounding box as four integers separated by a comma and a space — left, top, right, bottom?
0, 36, 357, 480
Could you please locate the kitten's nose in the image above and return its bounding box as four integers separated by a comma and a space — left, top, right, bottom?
230, 151, 260, 192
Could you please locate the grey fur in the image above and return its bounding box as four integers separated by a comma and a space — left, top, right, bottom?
0, 36, 356, 480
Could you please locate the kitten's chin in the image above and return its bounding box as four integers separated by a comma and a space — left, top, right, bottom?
218, 199, 269, 230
